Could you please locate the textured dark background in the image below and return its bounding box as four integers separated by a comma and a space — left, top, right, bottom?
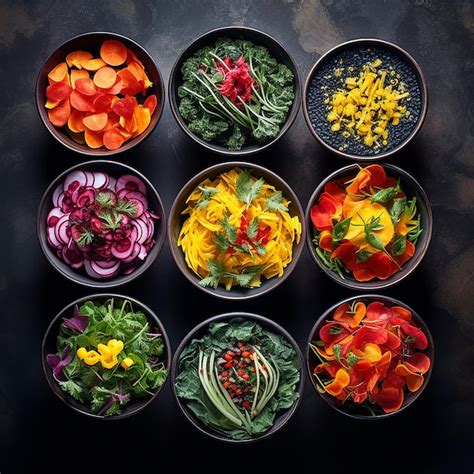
1, 0, 473, 472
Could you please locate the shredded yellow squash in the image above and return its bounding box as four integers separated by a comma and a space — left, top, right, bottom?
178, 168, 302, 291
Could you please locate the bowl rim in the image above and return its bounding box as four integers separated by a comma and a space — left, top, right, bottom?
168, 25, 302, 156
171, 311, 305, 442
36, 159, 167, 288
35, 31, 165, 156
305, 293, 435, 420
167, 160, 306, 300
302, 37, 429, 161
304, 162, 433, 290
41, 292, 172, 420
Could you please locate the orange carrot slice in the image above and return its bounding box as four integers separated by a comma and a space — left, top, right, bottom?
127, 61, 151, 87
82, 112, 108, 132
71, 69, 89, 88
74, 78, 97, 96
66, 50, 93, 69
48, 98, 71, 127
45, 99, 60, 109
117, 68, 142, 95
100, 39, 127, 66
105, 112, 120, 130
112, 96, 135, 118
117, 126, 133, 140
103, 127, 126, 150
48, 62, 68, 83
93, 94, 113, 113
68, 110, 85, 133
119, 113, 138, 134
84, 128, 104, 148
143, 95, 157, 115
70, 90, 95, 112
126, 48, 144, 68
134, 105, 151, 135
93, 66, 117, 89
46, 82, 72, 102
81, 58, 107, 71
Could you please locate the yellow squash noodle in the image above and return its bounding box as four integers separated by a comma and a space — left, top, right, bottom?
178, 168, 302, 290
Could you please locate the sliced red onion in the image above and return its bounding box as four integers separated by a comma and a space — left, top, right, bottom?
64, 171, 87, 192
92, 172, 108, 189
52, 183, 63, 207
47, 207, 64, 227
116, 174, 147, 194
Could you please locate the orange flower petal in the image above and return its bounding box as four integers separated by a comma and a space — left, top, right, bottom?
325, 380, 343, 396
319, 230, 334, 252
346, 168, 371, 195
404, 352, 431, 374
374, 387, 404, 413
362, 342, 382, 362
406, 373, 424, 392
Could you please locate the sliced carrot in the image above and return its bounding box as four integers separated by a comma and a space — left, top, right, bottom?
74, 78, 97, 96
48, 62, 68, 83
70, 90, 95, 112
105, 112, 120, 130
119, 113, 138, 134
68, 110, 85, 133
45, 99, 60, 109
71, 69, 89, 88
105, 77, 123, 95
66, 50, 93, 69
46, 82, 72, 102
82, 112, 108, 132
48, 98, 71, 127
84, 128, 104, 148
100, 39, 127, 66
80, 58, 107, 71
134, 105, 151, 135
112, 96, 136, 118
117, 68, 142, 95
143, 95, 157, 115
93, 66, 117, 89
127, 61, 147, 82
126, 47, 144, 68
93, 94, 113, 113
103, 127, 126, 150
117, 126, 133, 140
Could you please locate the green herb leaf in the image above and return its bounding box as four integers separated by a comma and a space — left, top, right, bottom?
197, 186, 220, 209
371, 186, 397, 204
391, 235, 407, 256
77, 228, 94, 247
328, 325, 344, 336
199, 259, 262, 289
356, 249, 372, 263
332, 217, 352, 243
333, 344, 343, 364
346, 352, 359, 367
366, 230, 385, 251
236, 170, 264, 207
116, 199, 138, 217
99, 211, 122, 230
265, 191, 288, 212
246, 217, 259, 239
96, 191, 115, 208
389, 197, 406, 223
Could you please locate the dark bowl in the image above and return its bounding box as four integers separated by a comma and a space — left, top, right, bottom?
37, 160, 166, 288
306, 294, 434, 419
168, 26, 301, 156
305, 163, 432, 290
171, 312, 305, 442
168, 161, 305, 300
303, 38, 428, 161
36, 31, 165, 156
42, 293, 171, 420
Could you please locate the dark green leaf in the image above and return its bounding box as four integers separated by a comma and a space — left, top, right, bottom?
391, 235, 407, 256
332, 217, 352, 242
390, 198, 406, 223
266, 191, 288, 212
197, 186, 219, 209
371, 186, 397, 204
356, 250, 372, 263
236, 170, 264, 207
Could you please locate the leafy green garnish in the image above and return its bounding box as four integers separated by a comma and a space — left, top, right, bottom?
236, 170, 264, 207
391, 235, 407, 256
199, 259, 262, 289
356, 249, 372, 263
370, 181, 399, 205
332, 217, 352, 243
115, 199, 138, 217
77, 228, 94, 247
389, 197, 406, 223
265, 191, 288, 212
197, 186, 220, 209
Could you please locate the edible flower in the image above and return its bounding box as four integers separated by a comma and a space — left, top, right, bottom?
97, 339, 124, 369
215, 56, 254, 106
62, 305, 89, 333
121, 357, 134, 369
46, 345, 73, 381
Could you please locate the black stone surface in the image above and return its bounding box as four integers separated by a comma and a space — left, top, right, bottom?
1, 1, 472, 472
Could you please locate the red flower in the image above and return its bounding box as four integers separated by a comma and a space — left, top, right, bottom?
215, 56, 254, 107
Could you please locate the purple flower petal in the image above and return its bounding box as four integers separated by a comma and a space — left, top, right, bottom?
47, 345, 73, 381
62, 305, 89, 333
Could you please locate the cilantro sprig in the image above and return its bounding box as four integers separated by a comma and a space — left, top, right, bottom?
199, 259, 262, 289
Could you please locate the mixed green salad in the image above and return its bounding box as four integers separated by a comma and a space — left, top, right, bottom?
46, 298, 167, 416
178, 38, 295, 150
175, 319, 301, 440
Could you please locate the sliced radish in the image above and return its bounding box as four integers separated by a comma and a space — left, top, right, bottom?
48, 226, 62, 248
109, 176, 117, 191
128, 198, 144, 218
116, 175, 147, 194
93, 259, 120, 269
52, 183, 63, 207
111, 238, 135, 259
138, 244, 147, 260
62, 246, 83, 268
122, 242, 140, 263
76, 189, 96, 207
123, 264, 137, 275
84, 171, 96, 188
47, 207, 64, 227
64, 171, 87, 192
91, 259, 120, 276
55, 215, 70, 244
92, 172, 108, 189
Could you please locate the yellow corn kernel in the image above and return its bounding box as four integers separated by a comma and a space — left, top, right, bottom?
121, 357, 135, 369
84, 350, 100, 366
77, 347, 88, 359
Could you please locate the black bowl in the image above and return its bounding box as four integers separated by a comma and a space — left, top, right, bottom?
306, 294, 434, 419
168, 161, 305, 300
305, 163, 432, 290
171, 312, 305, 442
37, 160, 166, 288
36, 31, 165, 156
168, 26, 301, 156
303, 38, 428, 161
42, 293, 171, 419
